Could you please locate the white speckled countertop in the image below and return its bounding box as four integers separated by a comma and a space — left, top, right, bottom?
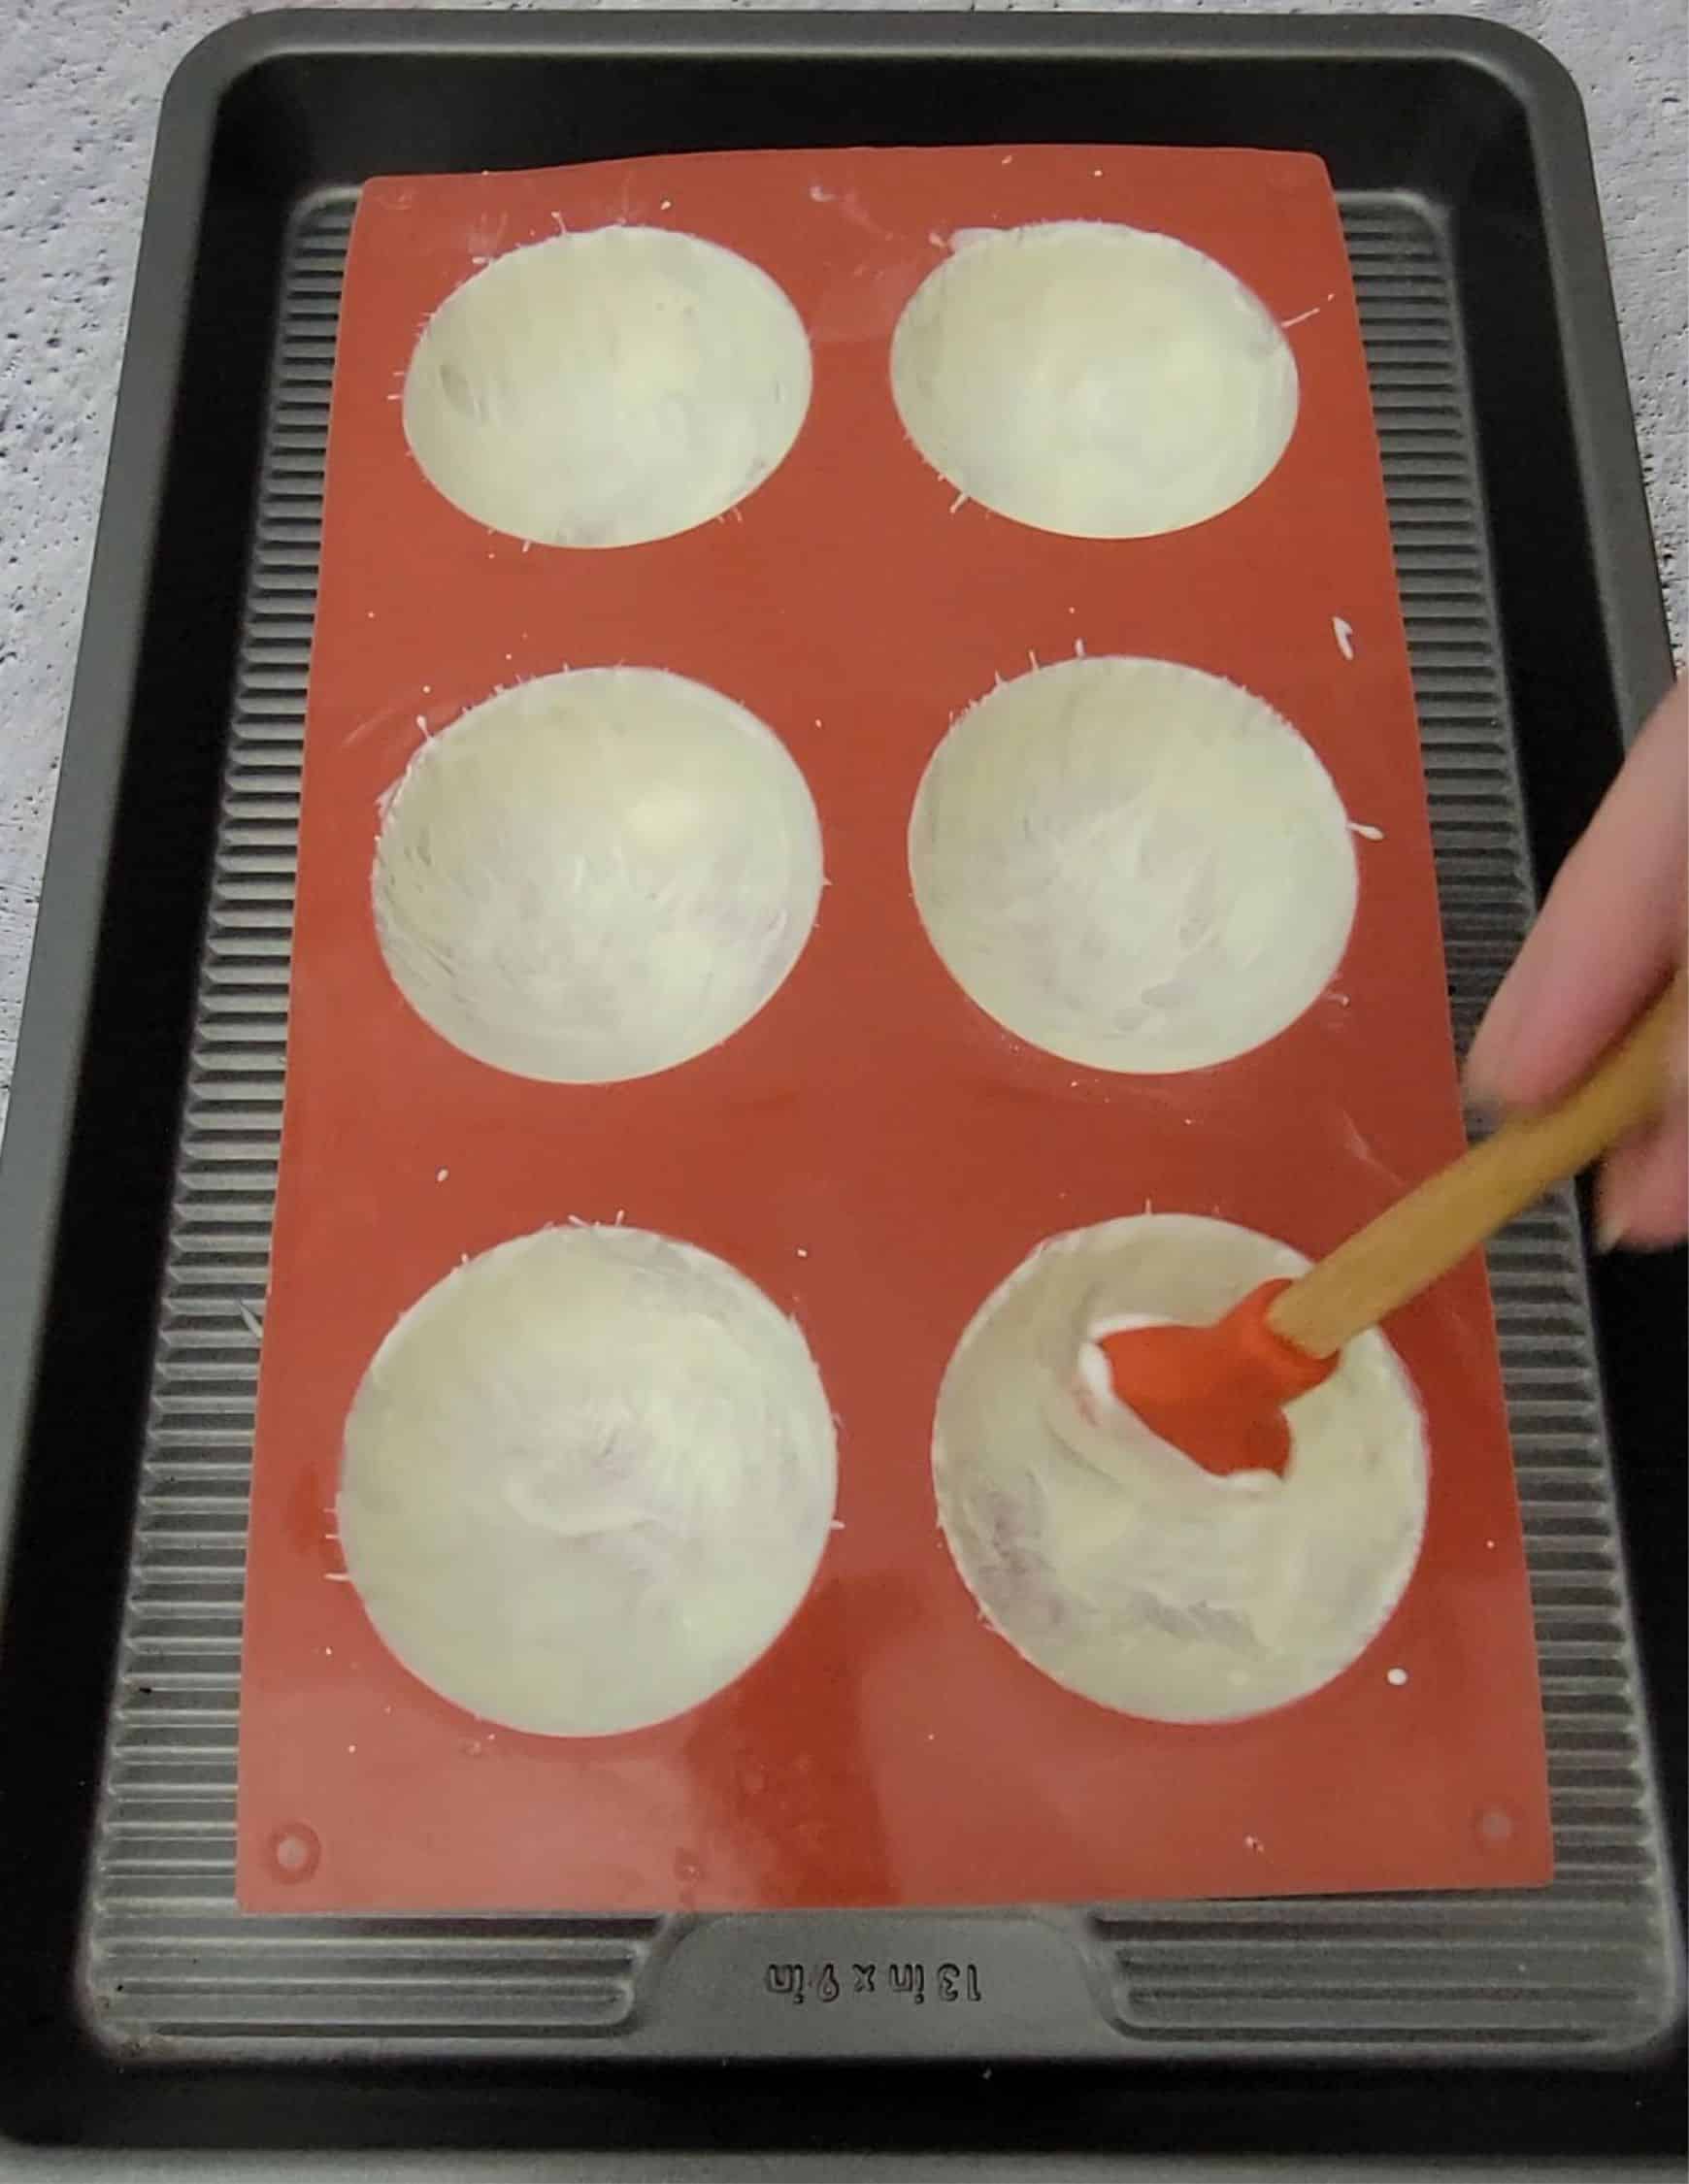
0, 0, 1682, 1138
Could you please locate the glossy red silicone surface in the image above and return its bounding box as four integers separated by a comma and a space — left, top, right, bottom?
237, 146, 1550, 1914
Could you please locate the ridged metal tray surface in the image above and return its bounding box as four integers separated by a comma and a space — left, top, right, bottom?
78, 186, 1680, 2066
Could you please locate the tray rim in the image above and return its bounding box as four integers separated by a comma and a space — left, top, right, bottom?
0, 7, 1679, 2167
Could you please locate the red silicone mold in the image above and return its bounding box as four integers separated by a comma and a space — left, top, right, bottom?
236, 145, 1550, 1914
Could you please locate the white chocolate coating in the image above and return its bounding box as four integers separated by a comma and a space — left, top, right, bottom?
890, 221, 1298, 539
373, 668, 823, 1083
338, 1225, 838, 1737
403, 227, 812, 547
933, 1215, 1427, 1724
908, 656, 1356, 1074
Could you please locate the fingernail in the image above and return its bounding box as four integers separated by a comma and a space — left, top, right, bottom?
1598, 1216, 1679, 1255
1595, 1166, 1637, 1253
1465, 974, 1526, 1100
1463, 1086, 1504, 1134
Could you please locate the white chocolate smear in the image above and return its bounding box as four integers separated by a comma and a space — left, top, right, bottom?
338, 1225, 837, 1737
933, 1215, 1428, 1724
908, 656, 1358, 1074
373, 667, 823, 1083
890, 222, 1298, 539
403, 226, 811, 547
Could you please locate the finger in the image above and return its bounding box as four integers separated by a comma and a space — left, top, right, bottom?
1596, 1094, 1689, 1250
1467, 681, 1686, 1109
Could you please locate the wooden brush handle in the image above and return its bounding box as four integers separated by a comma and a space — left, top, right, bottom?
1269, 975, 1685, 1361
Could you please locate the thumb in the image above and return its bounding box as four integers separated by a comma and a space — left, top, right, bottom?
1596, 1004, 1689, 1250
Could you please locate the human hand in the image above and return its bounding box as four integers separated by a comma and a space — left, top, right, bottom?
1466, 676, 1687, 1250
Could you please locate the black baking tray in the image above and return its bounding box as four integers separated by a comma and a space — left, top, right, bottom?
0, 8, 1682, 2168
